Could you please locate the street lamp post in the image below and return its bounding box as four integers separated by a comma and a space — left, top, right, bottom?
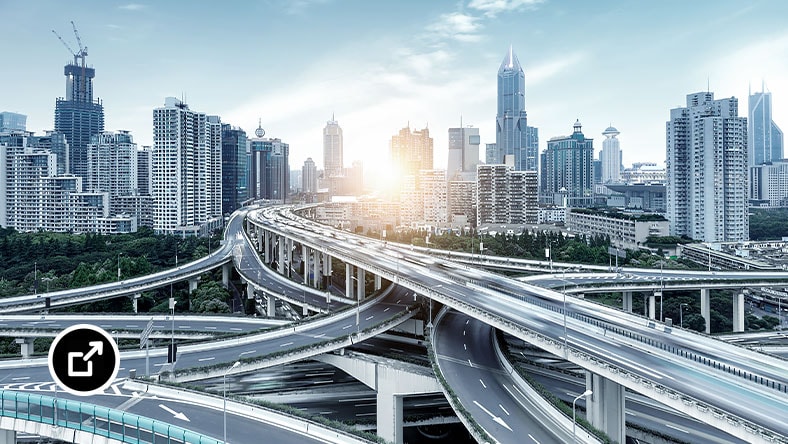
572, 389, 593, 443
562, 268, 568, 354
169, 296, 176, 367
223, 361, 240, 444
680, 303, 688, 328
117, 253, 123, 281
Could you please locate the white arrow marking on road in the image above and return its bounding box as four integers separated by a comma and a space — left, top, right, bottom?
82, 341, 103, 361
473, 400, 512, 432
159, 404, 190, 422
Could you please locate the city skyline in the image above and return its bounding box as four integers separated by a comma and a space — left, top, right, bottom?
4, 0, 788, 183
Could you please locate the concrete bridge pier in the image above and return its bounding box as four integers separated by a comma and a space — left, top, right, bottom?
277, 235, 285, 275
622, 291, 632, 313
648, 293, 656, 320
345, 264, 354, 299
700, 288, 710, 334
286, 238, 294, 277
132, 293, 141, 313
374, 275, 382, 291
302, 245, 309, 285
733, 292, 745, 332
188, 277, 199, 293
15, 338, 34, 358
322, 252, 332, 280
266, 293, 276, 317
222, 263, 232, 288
313, 250, 321, 289
264, 230, 271, 264
356, 267, 366, 300
0, 430, 15, 444
586, 372, 626, 444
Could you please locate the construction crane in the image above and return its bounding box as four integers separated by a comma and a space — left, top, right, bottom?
52, 21, 89, 101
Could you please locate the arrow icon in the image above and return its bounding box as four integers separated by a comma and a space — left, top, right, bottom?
82, 341, 103, 361
159, 404, 190, 422
473, 400, 512, 432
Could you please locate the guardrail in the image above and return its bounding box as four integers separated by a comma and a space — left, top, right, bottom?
0, 389, 220, 443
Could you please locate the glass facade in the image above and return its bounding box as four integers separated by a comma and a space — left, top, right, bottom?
495, 47, 537, 171
221, 124, 248, 214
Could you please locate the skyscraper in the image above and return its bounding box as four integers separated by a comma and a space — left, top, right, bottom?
495, 46, 538, 171
86, 130, 137, 201
249, 123, 289, 202
137, 146, 152, 196
666, 92, 748, 242
540, 120, 595, 207
390, 125, 433, 176
600, 126, 622, 183
32, 130, 69, 175
221, 124, 248, 215
54, 52, 104, 183
151, 97, 221, 236
0, 112, 26, 132
207, 116, 223, 219
302, 157, 317, 194
323, 116, 343, 178
748, 83, 783, 167
447, 125, 480, 180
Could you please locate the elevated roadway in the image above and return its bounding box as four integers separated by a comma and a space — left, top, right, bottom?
255, 205, 788, 443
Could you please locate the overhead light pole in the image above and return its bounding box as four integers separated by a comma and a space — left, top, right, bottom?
117, 253, 123, 281
572, 389, 593, 443
680, 303, 688, 328
223, 361, 240, 444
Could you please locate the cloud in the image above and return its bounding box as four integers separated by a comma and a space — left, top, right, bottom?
425, 12, 484, 43
527, 51, 589, 85
281, 0, 332, 15
468, 0, 545, 18
118, 3, 146, 11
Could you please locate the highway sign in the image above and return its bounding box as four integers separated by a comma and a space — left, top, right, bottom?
140, 318, 154, 349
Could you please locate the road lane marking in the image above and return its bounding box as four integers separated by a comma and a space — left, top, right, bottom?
528, 433, 540, 443
499, 404, 509, 416
479, 379, 487, 389
468, 359, 473, 367
365, 315, 374, 321
472, 400, 512, 432
239, 350, 256, 356
464, 344, 467, 350
205, 326, 217, 330
665, 424, 689, 434
342, 324, 352, 329
280, 342, 294, 347
383, 307, 390, 312
198, 357, 215, 362
466, 319, 469, 325
11, 377, 30, 381
230, 328, 242, 331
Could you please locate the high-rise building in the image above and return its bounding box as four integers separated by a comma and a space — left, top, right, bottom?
749, 83, 783, 167
151, 98, 221, 236
540, 120, 595, 207
476, 158, 537, 225
207, 116, 223, 219
137, 146, 152, 196
391, 125, 433, 176
86, 131, 137, 203
323, 116, 343, 178
249, 123, 289, 202
0, 112, 26, 132
399, 170, 447, 227
495, 46, 538, 171
447, 180, 477, 227
302, 157, 317, 194
485, 143, 497, 165
666, 92, 748, 242
32, 130, 69, 175
751, 160, 788, 207
54, 54, 104, 184
221, 124, 248, 215
447, 125, 480, 180
600, 126, 622, 183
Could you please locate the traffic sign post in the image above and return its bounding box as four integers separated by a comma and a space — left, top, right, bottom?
140, 318, 153, 376
48, 324, 119, 396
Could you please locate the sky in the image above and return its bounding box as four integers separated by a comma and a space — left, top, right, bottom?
4, 0, 788, 187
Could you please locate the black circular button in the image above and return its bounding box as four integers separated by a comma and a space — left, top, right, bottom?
48, 324, 120, 396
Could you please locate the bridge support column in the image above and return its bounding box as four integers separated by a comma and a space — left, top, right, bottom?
256, 226, 263, 252
222, 263, 231, 288
302, 246, 309, 285
648, 294, 656, 320
188, 277, 199, 293
277, 236, 285, 275
345, 264, 354, 299
266, 293, 276, 317
374, 274, 382, 291
287, 238, 294, 277
622, 291, 632, 313
357, 267, 365, 300
264, 230, 271, 264
133, 293, 141, 313
377, 383, 404, 444
15, 338, 34, 358
700, 288, 711, 334
586, 372, 626, 444
733, 292, 745, 332
0, 430, 15, 444
313, 250, 321, 289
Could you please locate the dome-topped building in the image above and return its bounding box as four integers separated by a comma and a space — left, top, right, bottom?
601, 124, 622, 184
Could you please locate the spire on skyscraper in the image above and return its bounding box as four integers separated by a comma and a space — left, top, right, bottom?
499, 45, 522, 72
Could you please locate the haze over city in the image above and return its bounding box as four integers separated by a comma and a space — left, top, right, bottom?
4, 0, 788, 184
